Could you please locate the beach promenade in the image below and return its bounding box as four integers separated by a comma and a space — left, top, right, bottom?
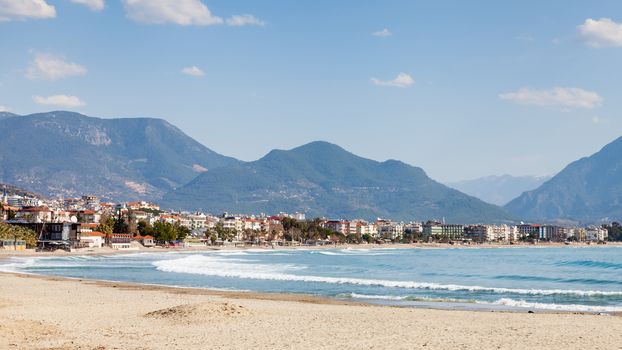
1, 272, 621, 350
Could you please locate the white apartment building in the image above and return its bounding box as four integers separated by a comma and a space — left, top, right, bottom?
586, 226, 608, 241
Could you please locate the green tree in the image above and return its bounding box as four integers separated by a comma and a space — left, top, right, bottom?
174, 222, 190, 241
113, 217, 129, 234
0, 223, 38, 247
153, 221, 176, 242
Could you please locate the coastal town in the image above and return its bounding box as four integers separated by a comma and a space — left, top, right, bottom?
0, 190, 614, 252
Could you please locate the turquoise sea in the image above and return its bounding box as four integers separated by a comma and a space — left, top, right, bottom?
2, 247, 622, 313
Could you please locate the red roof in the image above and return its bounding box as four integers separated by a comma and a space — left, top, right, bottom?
83, 231, 104, 237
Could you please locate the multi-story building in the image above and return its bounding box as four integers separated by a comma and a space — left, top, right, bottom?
516, 224, 539, 240
222, 216, 244, 233
244, 218, 262, 231
464, 225, 494, 242
324, 220, 350, 235
586, 226, 608, 241
376, 220, 404, 240
15, 207, 52, 223
423, 222, 464, 241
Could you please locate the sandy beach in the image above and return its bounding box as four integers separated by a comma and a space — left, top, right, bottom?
1, 272, 621, 350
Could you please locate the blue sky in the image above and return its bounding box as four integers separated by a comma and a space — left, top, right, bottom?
1, 0, 621, 182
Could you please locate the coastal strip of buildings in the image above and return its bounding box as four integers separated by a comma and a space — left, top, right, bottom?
0, 191, 611, 251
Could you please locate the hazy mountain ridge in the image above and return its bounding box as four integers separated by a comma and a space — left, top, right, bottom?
163, 141, 513, 222
505, 136, 622, 223
0, 111, 239, 200
447, 175, 551, 206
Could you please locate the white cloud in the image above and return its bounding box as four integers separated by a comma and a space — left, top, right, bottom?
578, 18, 622, 47
226, 14, 265, 27
26, 53, 87, 81
499, 87, 603, 109
372, 28, 392, 37
70, 0, 105, 11
0, 106, 9, 112
33, 95, 86, 108
122, 0, 223, 26
371, 73, 414, 88
181, 66, 204, 77
0, 0, 56, 21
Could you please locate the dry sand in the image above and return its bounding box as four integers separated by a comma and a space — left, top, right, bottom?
1, 273, 621, 350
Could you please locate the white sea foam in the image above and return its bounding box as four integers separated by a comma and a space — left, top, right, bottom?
343, 293, 622, 312
344, 293, 477, 304
490, 298, 622, 313
0, 258, 38, 272
314, 249, 394, 256
152, 255, 622, 297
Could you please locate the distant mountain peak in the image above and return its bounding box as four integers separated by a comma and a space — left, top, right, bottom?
287, 141, 352, 157
447, 174, 551, 206
163, 142, 512, 223
0, 111, 239, 201
505, 136, 622, 223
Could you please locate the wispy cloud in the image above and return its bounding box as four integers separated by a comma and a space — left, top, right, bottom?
578, 18, 622, 48
371, 73, 414, 88
0, 0, 56, 21
122, 0, 223, 26
70, 0, 105, 11
591, 115, 608, 124
33, 95, 86, 108
26, 53, 87, 81
499, 87, 603, 109
181, 66, 204, 77
372, 28, 392, 37
226, 14, 265, 27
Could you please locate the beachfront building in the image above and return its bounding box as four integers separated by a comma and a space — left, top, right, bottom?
423, 222, 464, 241
110, 233, 132, 249
376, 220, 404, 240
184, 213, 208, 231
0, 239, 26, 251
464, 225, 494, 242
542, 225, 566, 241
585, 226, 608, 241
141, 235, 155, 247
9, 222, 81, 249
350, 220, 377, 237
80, 231, 104, 248
324, 220, 350, 235
244, 218, 263, 231
516, 224, 540, 240
223, 216, 244, 232
573, 228, 587, 241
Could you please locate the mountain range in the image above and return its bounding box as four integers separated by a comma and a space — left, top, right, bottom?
162, 141, 513, 222
4, 110, 621, 224
0, 111, 238, 200
447, 175, 551, 206
505, 136, 622, 224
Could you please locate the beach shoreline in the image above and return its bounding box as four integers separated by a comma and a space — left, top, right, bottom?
1, 272, 621, 349
1, 240, 620, 260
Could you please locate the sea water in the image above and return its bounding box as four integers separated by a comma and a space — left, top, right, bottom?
2, 246, 622, 313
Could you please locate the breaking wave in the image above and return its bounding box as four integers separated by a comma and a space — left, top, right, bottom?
490, 298, 622, 313
152, 255, 622, 297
